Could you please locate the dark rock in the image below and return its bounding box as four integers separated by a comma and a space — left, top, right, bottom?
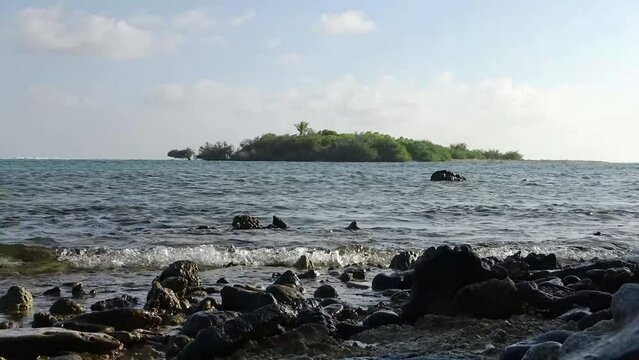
43, 287, 61, 297
61, 321, 114, 333
500, 330, 574, 360
390, 251, 418, 271
266, 284, 306, 307
157, 260, 201, 287
273, 270, 302, 288
372, 273, 411, 291
549, 290, 612, 318
593, 231, 602, 236
161, 276, 189, 298
167, 334, 192, 357
430, 170, 466, 181
602, 267, 635, 292
336, 321, 368, 339
196, 225, 209, 230
585, 269, 606, 282
521, 341, 562, 360
502, 252, 531, 280
577, 308, 612, 330
144, 281, 184, 314
187, 297, 218, 314
558, 307, 591, 322
271, 216, 288, 229
531, 259, 631, 281
524, 253, 559, 270
562, 275, 580, 286
323, 303, 343, 317
298, 269, 319, 279
314, 285, 338, 299
567, 278, 595, 291
32, 312, 60, 328
0, 286, 33, 314
403, 245, 495, 322
363, 310, 401, 327
216, 277, 229, 284
50, 299, 84, 315
0, 328, 122, 359
71, 283, 94, 298
296, 308, 336, 333
293, 254, 314, 270
390, 290, 411, 305
454, 278, 522, 319
343, 267, 366, 280
182, 311, 240, 337
346, 221, 360, 230
232, 215, 260, 230
220, 286, 276, 312
90, 294, 138, 312
178, 304, 295, 359
66, 308, 161, 331
346, 281, 369, 290
339, 272, 353, 282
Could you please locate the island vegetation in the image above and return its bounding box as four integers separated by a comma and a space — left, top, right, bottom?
167, 148, 194, 160
169, 122, 523, 162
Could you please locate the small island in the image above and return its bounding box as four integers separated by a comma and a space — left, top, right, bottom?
169, 122, 523, 162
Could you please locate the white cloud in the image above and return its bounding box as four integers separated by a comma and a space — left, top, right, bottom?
314, 10, 376, 34
276, 53, 301, 66
264, 38, 282, 50
16, 5, 179, 59
171, 9, 216, 30
229, 10, 255, 27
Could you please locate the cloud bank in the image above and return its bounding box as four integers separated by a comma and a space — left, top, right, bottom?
314, 10, 376, 34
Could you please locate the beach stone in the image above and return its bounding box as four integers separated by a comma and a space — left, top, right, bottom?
216, 277, 229, 284
339, 272, 353, 282
50, 298, 84, 315
61, 321, 114, 333
500, 330, 574, 360
521, 341, 562, 360
390, 251, 418, 270
314, 284, 338, 299
271, 215, 288, 229
157, 260, 201, 287
161, 276, 189, 298
296, 308, 336, 333
43, 287, 61, 297
32, 312, 61, 328
294, 254, 314, 270
298, 269, 319, 279
178, 304, 295, 359
0, 328, 122, 359
90, 294, 138, 311
430, 170, 466, 181
187, 297, 218, 314
363, 310, 401, 328
562, 275, 580, 286
403, 245, 495, 322
346, 221, 360, 230
531, 259, 630, 281
0, 321, 15, 329
558, 284, 639, 359
523, 253, 559, 270
144, 281, 184, 314
232, 215, 260, 229
66, 308, 161, 331
0, 286, 33, 314
577, 309, 612, 330
266, 284, 306, 308
454, 278, 522, 318
602, 267, 635, 292
182, 311, 240, 337
502, 253, 531, 280
71, 283, 94, 298
372, 273, 410, 291
346, 281, 369, 290
336, 321, 368, 339
167, 334, 192, 357
273, 270, 302, 288
342, 267, 366, 280
323, 303, 343, 317
549, 290, 612, 318
558, 307, 591, 322
220, 286, 276, 312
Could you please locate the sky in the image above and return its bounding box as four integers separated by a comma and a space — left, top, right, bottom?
0, 1, 638, 162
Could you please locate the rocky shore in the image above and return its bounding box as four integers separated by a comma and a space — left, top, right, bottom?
1, 244, 638, 359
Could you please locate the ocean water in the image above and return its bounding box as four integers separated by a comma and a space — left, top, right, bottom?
0, 159, 638, 322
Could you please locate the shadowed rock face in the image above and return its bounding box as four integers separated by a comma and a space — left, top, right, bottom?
403, 245, 495, 322
0, 328, 122, 359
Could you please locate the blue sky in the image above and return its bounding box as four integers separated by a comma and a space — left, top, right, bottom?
1, 1, 638, 161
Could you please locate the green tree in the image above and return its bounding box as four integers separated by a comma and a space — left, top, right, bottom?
197, 142, 235, 160
294, 121, 312, 136
167, 148, 194, 160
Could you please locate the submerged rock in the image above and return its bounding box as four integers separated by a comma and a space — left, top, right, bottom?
346, 221, 360, 230
232, 215, 260, 230
43, 287, 61, 297
50, 298, 84, 316
0, 286, 33, 315
0, 328, 122, 359
65, 308, 161, 331
271, 215, 288, 229
71, 283, 95, 298
430, 170, 466, 181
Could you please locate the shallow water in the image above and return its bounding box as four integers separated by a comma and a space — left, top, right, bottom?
1, 159, 638, 321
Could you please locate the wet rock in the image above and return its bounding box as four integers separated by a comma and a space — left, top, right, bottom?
500, 330, 574, 360
294, 254, 314, 270
298, 269, 319, 279
346, 281, 370, 290
296, 308, 336, 333
187, 297, 218, 314
567, 278, 595, 291
531, 259, 630, 281
336, 321, 368, 339
182, 311, 240, 337
220, 286, 276, 312
43, 287, 61, 297
372, 273, 411, 291
454, 278, 522, 319
71, 283, 94, 298
602, 267, 635, 292
558, 307, 591, 322
523, 253, 559, 270
0, 286, 33, 315
266, 284, 306, 307
32, 312, 61, 328
61, 321, 114, 333
273, 270, 302, 288
491, 328, 509, 343
314, 285, 338, 299
111, 329, 163, 347
0, 328, 122, 359
521, 341, 562, 360
178, 304, 295, 359
0, 321, 15, 329
363, 310, 401, 328
144, 281, 184, 314
390, 290, 411, 305
161, 276, 189, 298
549, 290, 612, 318
65, 308, 161, 331
389, 251, 418, 271
50, 299, 84, 316
167, 334, 192, 357
577, 308, 612, 330
515, 281, 552, 309
343, 267, 366, 280
430, 170, 466, 181
157, 260, 201, 287
562, 275, 580, 286
216, 277, 229, 284
346, 221, 360, 230
339, 272, 353, 282
90, 294, 138, 311
232, 215, 260, 230
271, 215, 288, 229
502, 252, 531, 280
323, 304, 343, 317
403, 245, 495, 322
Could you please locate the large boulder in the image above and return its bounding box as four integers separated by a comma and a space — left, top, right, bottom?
523, 253, 559, 270
0, 328, 122, 359
266, 285, 306, 308
454, 278, 523, 319
296, 308, 336, 333
178, 304, 296, 359
430, 170, 466, 181
273, 270, 302, 288
144, 281, 184, 314
389, 251, 418, 270
157, 260, 201, 288
0, 286, 33, 314
403, 245, 495, 322
232, 215, 260, 230
548, 290, 612, 318
66, 308, 161, 331
182, 311, 240, 337
50, 298, 84, 316
220, 286, 276, 312
314, 285, 338, 299
372, 273, 411, 291
90, 294, 138, 311
294, 255, 314, 270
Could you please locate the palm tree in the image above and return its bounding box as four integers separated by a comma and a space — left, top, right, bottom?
294, 121, 310, 136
